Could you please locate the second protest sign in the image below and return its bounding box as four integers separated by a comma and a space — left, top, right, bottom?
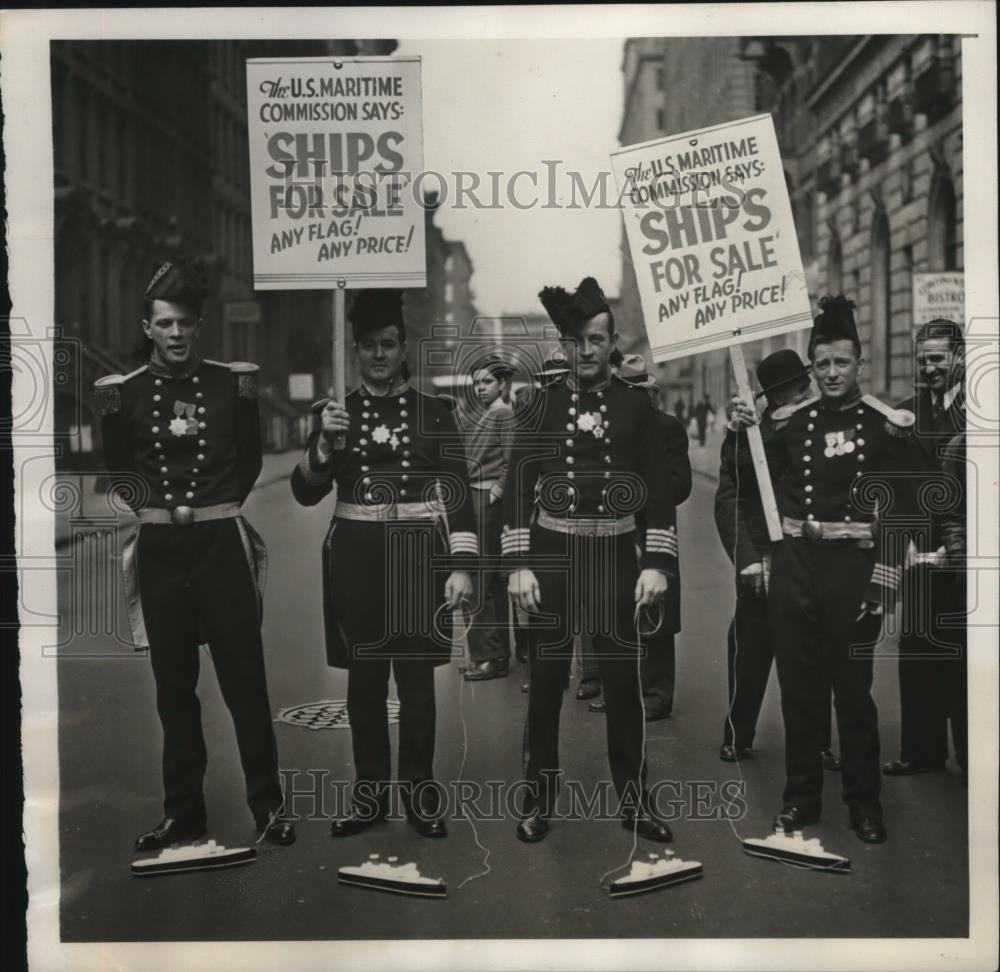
611, 113, 812, 362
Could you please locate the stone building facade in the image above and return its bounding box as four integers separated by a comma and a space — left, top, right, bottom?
617, 34, 963, 408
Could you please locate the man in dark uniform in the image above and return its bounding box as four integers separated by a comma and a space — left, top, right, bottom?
884, 319, 967, 780
290, 289, 476, 838
95, 259, 294, 850
504, 277, 676, 844
730, 295, 913, 843
715, 349, 840, 770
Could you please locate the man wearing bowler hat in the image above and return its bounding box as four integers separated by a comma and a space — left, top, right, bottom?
715, 349, 840, 769
95, 259, 294, 851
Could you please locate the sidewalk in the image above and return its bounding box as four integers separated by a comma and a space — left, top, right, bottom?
52, 448, 301, 549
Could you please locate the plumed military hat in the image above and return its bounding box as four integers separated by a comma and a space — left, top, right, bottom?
348, 288, 405, 336
810, 294, 860, 352
539, 276, 612, 335
144, 259, 208, 306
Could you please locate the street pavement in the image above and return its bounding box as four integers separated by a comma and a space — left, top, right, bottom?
57, 451, 969, 941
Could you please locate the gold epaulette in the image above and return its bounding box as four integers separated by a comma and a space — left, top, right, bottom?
770, 395, 820, 427
93, 365, 147, 415
206, 359, 259, 398
861, 394, 915, 437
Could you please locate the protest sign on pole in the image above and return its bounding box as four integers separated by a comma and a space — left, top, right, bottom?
912, 271, 964, 327
612, 114, 812, 540
245, 55, 425, 431
611, 113, 812, 362
246, 55, 425, 290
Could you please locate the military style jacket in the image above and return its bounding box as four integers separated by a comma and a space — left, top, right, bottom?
501, 372, 678, 577
753, 390, 915, 606
290, 382, 479, 568
94, 356, 262, 511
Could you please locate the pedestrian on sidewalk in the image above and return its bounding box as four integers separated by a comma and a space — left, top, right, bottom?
692, 392, 716, 447
290, 289, 477, 840
459, 352, 516, 682
714, 349, 840, 770
94, 259, 295, 851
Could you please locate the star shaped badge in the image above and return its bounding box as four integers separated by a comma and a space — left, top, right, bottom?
169, 416, 189, 437
576, 411, 604, 437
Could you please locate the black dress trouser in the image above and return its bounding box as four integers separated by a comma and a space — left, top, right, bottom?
136, 518, 283, 823
768, 538, 881, 817
723, 580, 835, 751
897, 564, 968, 769
522, 527, 648, 816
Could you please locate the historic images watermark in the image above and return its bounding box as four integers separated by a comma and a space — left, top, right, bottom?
277, 770, 749, 824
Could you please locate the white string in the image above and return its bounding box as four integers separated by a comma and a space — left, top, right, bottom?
599, 601, 647, 889
723, 423, 748, 844
454, 623, 493, 889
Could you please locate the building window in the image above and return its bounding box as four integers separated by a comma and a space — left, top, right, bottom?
928, 174, 959, 270
655, 67, 664, 91
655, 108, 665, 131
869, 209, 891, 393
444, 283, 454, 304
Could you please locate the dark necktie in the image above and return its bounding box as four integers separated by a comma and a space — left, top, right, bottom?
930, 396, 945, 430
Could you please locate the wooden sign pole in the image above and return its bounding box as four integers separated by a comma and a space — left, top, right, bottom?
332, 283, 347, 450
728, 342, 783, 542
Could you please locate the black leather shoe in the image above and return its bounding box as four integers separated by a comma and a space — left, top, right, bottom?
849, 810, 887, 843
622, 811, 673, 843
521, 681, 529, 693
464, 658, 509, 681
576, 680, 601, 701
406, 813, 448, 838
773, 806, 821, 831
587, 698, 607, 713
644, 706, 672, 722
256, 816, 297, 846
821, 749, 842, 771
882, 759, 945, 776
515, 642, 529, 664
134, 816, 207, 852
719, 743, 752, 762
330, 805, 387, 837
516, 810, 550, 843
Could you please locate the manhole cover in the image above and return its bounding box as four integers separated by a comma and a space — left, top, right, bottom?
274, 699, 401, 730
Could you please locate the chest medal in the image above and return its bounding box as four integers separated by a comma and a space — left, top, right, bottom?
823, 429, 856, 458
169, 401, 199, 437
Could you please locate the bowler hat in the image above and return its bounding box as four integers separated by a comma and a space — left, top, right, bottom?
755, 349, 811, 399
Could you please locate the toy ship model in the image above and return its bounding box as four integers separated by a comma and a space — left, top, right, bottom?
742, 830, 850, 872
608, 851, 703, 898
131, 840, 257, 876
338, 854, 447, 898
